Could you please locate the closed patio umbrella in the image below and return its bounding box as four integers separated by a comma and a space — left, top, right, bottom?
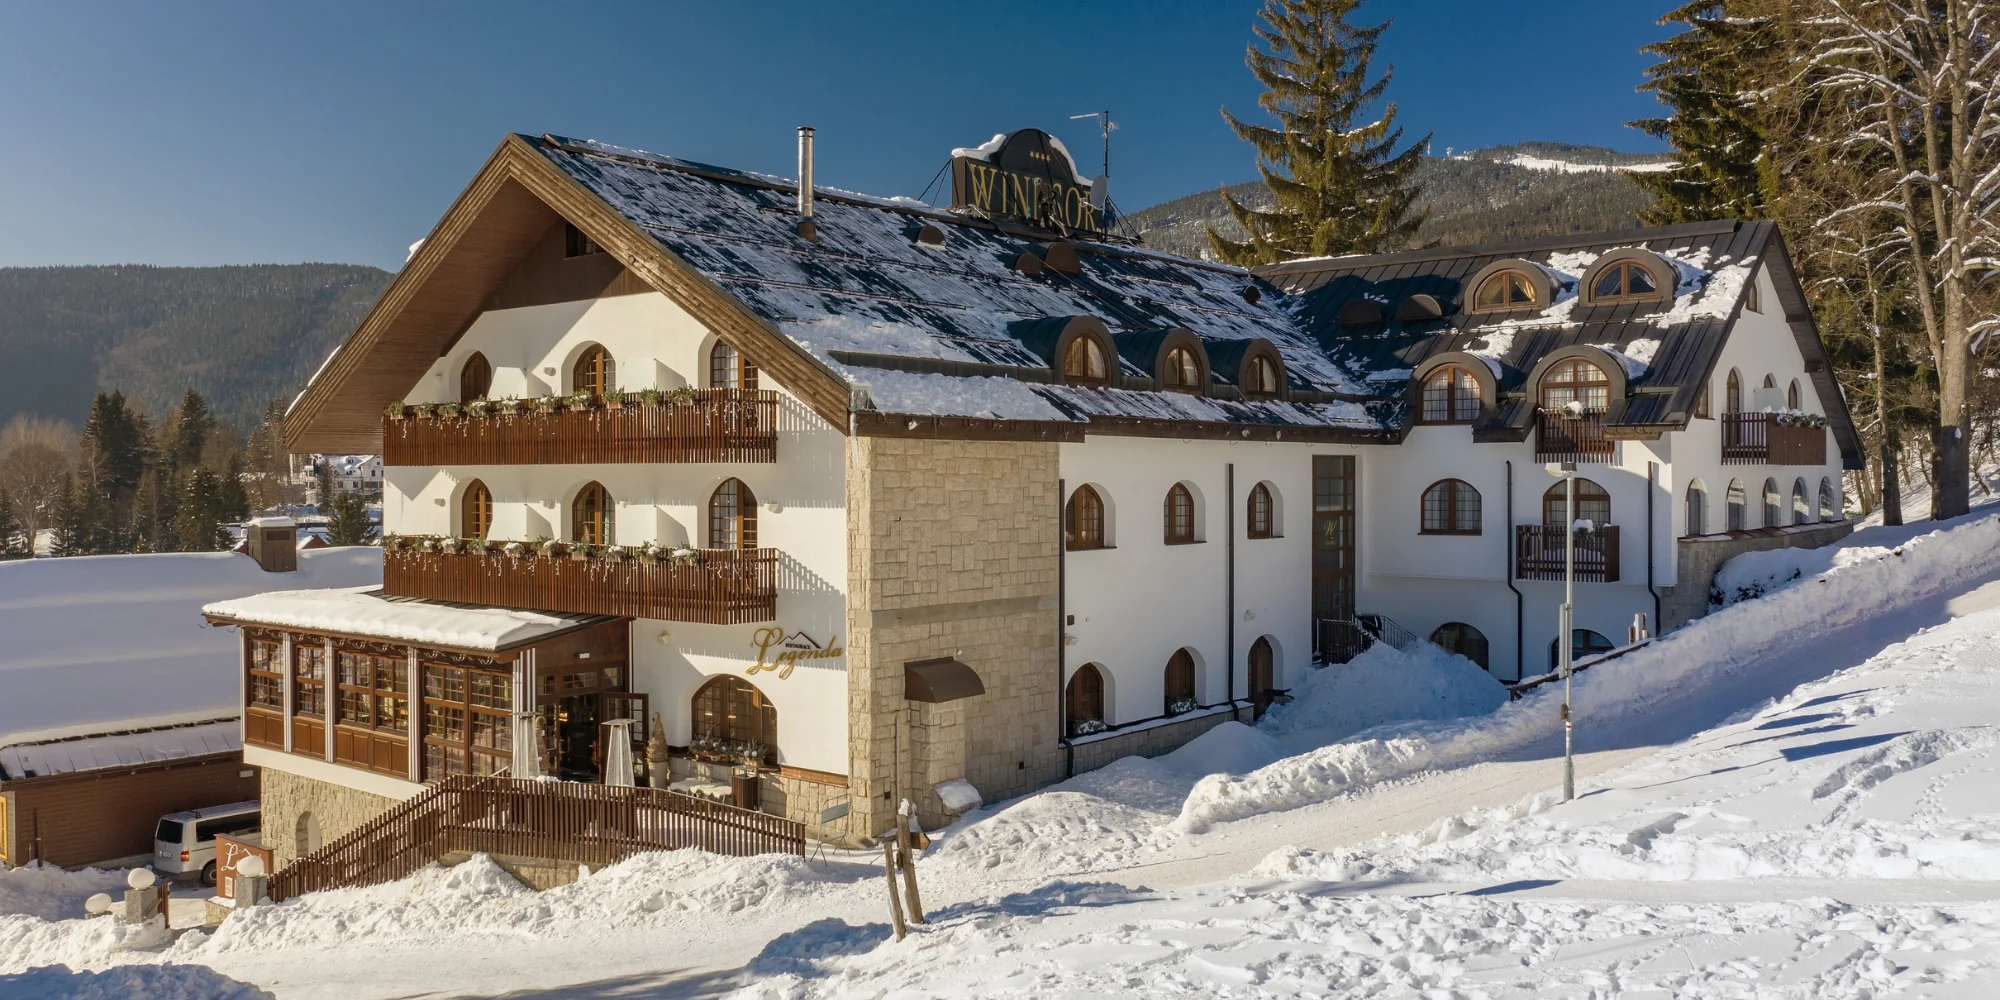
603, 719, 635, 787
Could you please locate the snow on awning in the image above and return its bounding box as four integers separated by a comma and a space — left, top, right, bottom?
0, 719, 239, 781
203, 586, 608, 652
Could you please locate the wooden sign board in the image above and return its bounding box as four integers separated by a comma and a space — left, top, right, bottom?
214, 834, 273, 902
950, 129, 1103, 234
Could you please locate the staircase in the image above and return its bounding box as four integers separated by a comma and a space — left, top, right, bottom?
270, 774, 804, 901
1317, 613, 1428, 665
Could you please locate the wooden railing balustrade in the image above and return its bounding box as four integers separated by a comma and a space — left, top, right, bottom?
383, 546, 777, 624
1534, 409, 1617, 463
1514, 524, 1621, 583
1721, 413, 1827, 466
269, 774, 804, 901
383, 389, 778, 466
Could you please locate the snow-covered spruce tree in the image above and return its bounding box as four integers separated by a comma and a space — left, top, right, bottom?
1206, 0, 1428, 264
313, 458, 336, 510
175, 467, 229, 552
326, 488, 376, 546
47, 475, 92, 557
0, 486, 27, 559
1804, 0, 1999, 519
1628, 1, 1778, 223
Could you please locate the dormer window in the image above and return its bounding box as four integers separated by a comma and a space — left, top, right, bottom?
1245, 355, 1281, 398
1161, 346, 1201, 392
1063, 336, 1109, 385
1472, 270, 1538, 312
1419, 366, 1481, 423
1592, 261, 1658, 302
1540, 359, 1610, 412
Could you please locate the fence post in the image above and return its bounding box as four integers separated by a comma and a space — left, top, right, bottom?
881, 838, 907, 941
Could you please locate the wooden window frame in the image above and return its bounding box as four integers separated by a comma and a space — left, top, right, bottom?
571, 344, 615, 396
1163, 650, 1196, 716
1163, 484, 1196, 544
422, 661, 512, 780
1245, 354, 1281, 398
564, 222, 603, 258
692, 676, 776, 765
1065, 664, 1105, 735
710, 342, 760, 391
1762, 477, 1782, 527
1160, 347, 1201, 393
293, 644, 326, 720
1471, 270, 1540, 313
1247, 483, 1275, 539
1429, 622, 1490, 671
1745, 275, 1762, 313
459, 352, 492, 404
1538, 359, 1611, 412
1726, 369, 1743, 414
1787, 379, 1801, 410
1065, 485, 1107, 550
571, 481, 614, 547
708, 478, 758, 549
335, 650, 410, 734
1695, 382, 1712, 419
1419, 366, 1481, 424
1420, 479, 1482, 535
248, 638, 284, 712
1726, 479, 1748, 531
462, 480, 493, 539
1062, 336, 1110, 385
1685, 482, 1707, 537
1543, 478, 1611, 528
1588, 261, 1662, 304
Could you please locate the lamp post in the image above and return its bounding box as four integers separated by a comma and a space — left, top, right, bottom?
1546, 459, 1579, 802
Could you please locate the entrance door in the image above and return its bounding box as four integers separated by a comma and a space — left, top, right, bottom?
556, 693, 602, 781
1312, 455, 1358, 655
1248, 637, 1276, 720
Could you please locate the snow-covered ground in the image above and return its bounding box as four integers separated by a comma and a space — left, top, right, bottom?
4, 507, 2000, 997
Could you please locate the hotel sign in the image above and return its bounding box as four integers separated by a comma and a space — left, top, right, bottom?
950, 128, 1104, 234
747, 627, 844, 679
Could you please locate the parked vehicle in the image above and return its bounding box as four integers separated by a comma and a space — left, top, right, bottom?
153, 801, 260, 886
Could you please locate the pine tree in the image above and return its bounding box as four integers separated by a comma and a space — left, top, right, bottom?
0, 486, 27, 559
166, 389, 216, 473
48, 475, 91, 557
1206, 0, 1428, 264
74, 391, 152, 552
1627, 2, 1775, 223
220, 452, 250, 522
314, 458, 337, 510
326, 488, 377, 546
175, 468, 229, 552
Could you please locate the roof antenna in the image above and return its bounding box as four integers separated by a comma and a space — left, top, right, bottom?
1069, 111, 1115, 212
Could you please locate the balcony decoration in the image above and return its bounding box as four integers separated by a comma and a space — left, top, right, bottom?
384, 386, 778, 466
385, 400, 409, 420
464, 396, 496, 417
687, 734, 767, 766
533, 394, 563, 413
537, 537, 562, 558
381, 534, 778, 624
502, 540, 526, 558
600, 543, 629, 562
603, 387, 627, 410
1771, 408, 1827, 428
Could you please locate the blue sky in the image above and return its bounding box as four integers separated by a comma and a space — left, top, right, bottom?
0, 2, 1674, 271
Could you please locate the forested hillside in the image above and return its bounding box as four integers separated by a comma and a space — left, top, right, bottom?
1125, 142, 1670, 259
0, 264, 392, 431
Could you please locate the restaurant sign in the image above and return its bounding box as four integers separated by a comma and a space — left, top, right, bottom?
747, 627, 844, 679
950, 128, 1104, 234
214, 834, 274, 902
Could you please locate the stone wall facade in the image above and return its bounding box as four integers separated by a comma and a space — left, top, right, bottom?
1661, 521, 1854, 632
844, 436, 1065, 836
258, 767, 398, 869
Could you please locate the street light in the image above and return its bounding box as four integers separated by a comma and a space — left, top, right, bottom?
1545, 457, 1582, 802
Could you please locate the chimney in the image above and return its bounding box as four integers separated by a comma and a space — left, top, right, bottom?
797, 126, 816, 218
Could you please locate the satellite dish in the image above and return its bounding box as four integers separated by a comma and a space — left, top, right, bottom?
1088, 174, 1109, 211
127, 868, 157, 890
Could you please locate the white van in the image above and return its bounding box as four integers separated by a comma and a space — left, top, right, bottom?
153, 801, 260, 886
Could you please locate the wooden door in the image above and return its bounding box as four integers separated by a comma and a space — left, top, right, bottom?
1248, 638, 1276, 721
1312, 456, 1357, 643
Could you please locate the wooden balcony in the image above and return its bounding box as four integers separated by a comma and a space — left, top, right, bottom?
1515, 524, 1621, 583
1534, 409, 1616, 463
1722, 413, 1827, 465
383, 389, 778, 466
382, 544, 777, 624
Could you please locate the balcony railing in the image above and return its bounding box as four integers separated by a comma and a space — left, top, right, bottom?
382, 544, 777, 624
383, 389, 778, 466
1534, 409, 1617, 463
1722, 413, 1827, 465
1515, 524, 1621, 583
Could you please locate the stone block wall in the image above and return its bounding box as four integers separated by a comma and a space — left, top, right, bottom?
258, 767, 398, 869
1661, 520, 1854, 632
845, 436, 1064, 834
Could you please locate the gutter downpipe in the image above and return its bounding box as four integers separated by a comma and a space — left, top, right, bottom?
1227, 463, 1237, 718
1647, 461, 1663, 636
1505, 461, 1525, 683
1059, 476, 1072, 779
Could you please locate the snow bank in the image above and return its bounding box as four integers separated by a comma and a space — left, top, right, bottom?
0, 964, 271, 1000
0, 867, 128, 924
0, 549, 380, 744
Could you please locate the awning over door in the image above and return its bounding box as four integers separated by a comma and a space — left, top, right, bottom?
903, 658, 985, 703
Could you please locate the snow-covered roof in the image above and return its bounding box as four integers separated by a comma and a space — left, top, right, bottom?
203, 586, 611, 652
0, 719, 239, 781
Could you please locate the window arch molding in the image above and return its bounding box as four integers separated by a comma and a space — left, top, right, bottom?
1420, 479, 1483, 535
1761, 478, 1782, 528
1542, 478, 1611, 527
458, 351, 492, 404
1011, 315, 1115, 387
1065, 483, 1114, 550
1205, 337, 1287, 400
1412, 354, 1496, 424
691, 675, 777, 765
1113, 327, 1209, 394
1684, 479, 1707, 537
1462, 259, 1558, 315
1429, 622, 1490, 671
1247, 636, 1280, 719
1163, 647, 1201, 715
1726, 478, 1748, 531
1246, 481, 1282, 539
707, 338, 759, 391
458, 478, 494, 539
1521, 346, 1630, 412
1162, 481, 1203, 545
1065, 662, 1111, 735
1577, 248, 1673, 310
568, 480, 615, 547
1791, 477, 1811, 525
1726, 369, 1744, 414
1787, 379, 1802, 410
708, 477, 759, 550
566, 342, 616, 396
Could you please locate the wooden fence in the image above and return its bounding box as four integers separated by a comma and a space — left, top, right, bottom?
383, 389, 779, 466
1514, 524, 1621, 583
270, 774, 804, 901
1534, 409, 1617, 463
1722, 413, 1827, 466
383, 546, 777, 624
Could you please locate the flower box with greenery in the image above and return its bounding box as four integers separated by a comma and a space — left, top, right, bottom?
464, 397, 495, 417
603, 387, 627, 410
502, 540, 527, 558
567, 391, 599, 411
1072, 719, 1107, 736
568, 542, 596, 562
533, 395, 562, 413
1166, 697, 1199, 717
384, 400, 409, 420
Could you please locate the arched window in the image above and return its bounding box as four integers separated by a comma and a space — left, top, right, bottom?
1591, 260, 1659, 303
572, 344, 615, 396
1543, 478, 1610, 527
1763, 373, 1777, 390
1792, 478, 1810, 525
708, 478, 758, 549
1550, 629, 1616, 670
1065, 485, 1106, 550
1065, 664, 1105, 735
1472, 270, 1538, 312
571, 482, 614, 546
710, 341, 759, 391
459, 352, 492, 403
1245, 355, 1281, 398
1787, 379, 1801, 410
1420, 366, 1481, 423
1685, 480, 1707, 537
1430, 622, 1490, 671
1247, 483, 1275, 539
1163, 483, 1196, 544
1726, 479, 1747, 530
1248, 638, 1276, 720
1062, 336, 1109, 384
1161, 346, 1201, 392
1762, 478, 1781, 527
1539, 359, 1610, 412
461, 480, 492, 539
295, 812, 321, 857
1819, 477, 1838, 522
1163, 649, 1196, 715
692, 676, 776, 764
1695, 381, 1712, 419
1421, 479, 1482, 535
1726, 369, 1743, 414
